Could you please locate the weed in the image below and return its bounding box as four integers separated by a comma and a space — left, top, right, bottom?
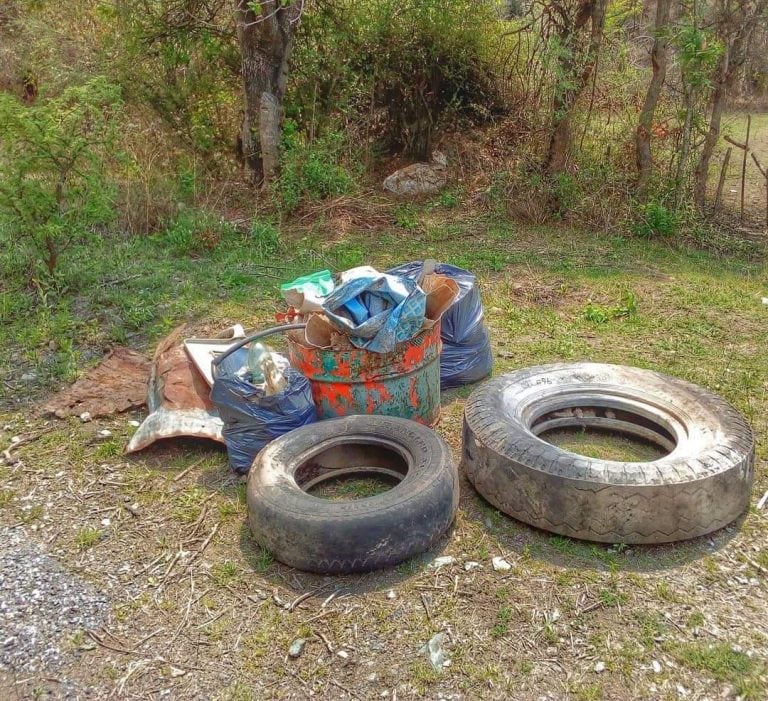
394, 205, 420, 230
157, 209, 234, 256
278, 122, 355, 212
211, 561, 240, 586
667, 642, 763, 698
75, 526, 101, 551
519, 660, 534, 675
252, 544, 274, 573
248, 221, 280, 256
598, 587, 628, 608
492, 607, 512, 637
438, 191, 459, 208
409, 660, 441, 689
0, 490, 14, 508
396, 557, 423, 576
655, 581, 678, 602
583, 290, 638, 324
172, 487, 207, 523
573, 682, 603, 701
21, 504, 44, 523
634, 200, 679, 238
687, 611, 705, 628
310, 476, 391, 500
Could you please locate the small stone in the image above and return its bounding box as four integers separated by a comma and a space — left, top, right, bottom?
337, 650, 349, 660
492, 557, 512, 572
100, 518, 111, 527
170, 667, 186, 677
594, 661, 606, 673
762, 297, 768, 305
366, 673, 377, 682
79, 412, 92, 423
21, 373, 37, 383
464, 561, 481, 571
129, 420, 141, 428
11, 436, 20, 444
288, 638, 307, 658
430, 556, 456, 569
651, 660, 662, 674
386, 590, 396, 600
3, 637, 16, 648
98, 429, 112, 438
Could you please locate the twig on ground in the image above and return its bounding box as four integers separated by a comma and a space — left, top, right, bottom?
86, 629, 135, 655
172, 457, 206, 482
420, 593, 433, 622
2, 428, 54, 465
329, 678, 362, 699
756, 490, 768, 510
314, 630, 334, 654
288, 590, 316, 612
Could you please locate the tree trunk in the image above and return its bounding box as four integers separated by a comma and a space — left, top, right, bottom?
635, 0, 672, 198
234, 0, 300, 185
545, 0, 608, 175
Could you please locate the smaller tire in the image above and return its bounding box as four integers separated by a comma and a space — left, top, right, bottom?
247, 415, 459, 574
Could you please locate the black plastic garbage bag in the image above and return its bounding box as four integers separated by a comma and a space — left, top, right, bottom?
210, 348, 317, 474
388, 261, 493, 389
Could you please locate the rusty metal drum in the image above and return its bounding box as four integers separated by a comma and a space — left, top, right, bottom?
287, 324, 441, 426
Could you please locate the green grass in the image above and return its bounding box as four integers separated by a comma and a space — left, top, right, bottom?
667, 642, 765, 699
74, 526, 102, 550
309, 476, 393, 500
542, 428, 666, 462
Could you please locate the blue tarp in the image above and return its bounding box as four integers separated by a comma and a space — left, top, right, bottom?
322, 266, 426, 353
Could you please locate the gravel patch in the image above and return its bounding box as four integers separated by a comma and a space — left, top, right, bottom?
0, 527, 108, 675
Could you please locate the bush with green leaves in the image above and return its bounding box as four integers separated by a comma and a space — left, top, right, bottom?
292, 0, 502, 158
277, 120, 355, 212
0, 77, 123, 279
634, 201, 679, 238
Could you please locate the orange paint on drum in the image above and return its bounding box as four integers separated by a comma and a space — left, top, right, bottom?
287, 324, 441, 426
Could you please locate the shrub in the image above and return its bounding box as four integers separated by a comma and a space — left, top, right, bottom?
157, 209, 236, 256
0, 77, 122, 278
634, 201, 679, 238
277, 121, 355, 212
292, 0, 503, 158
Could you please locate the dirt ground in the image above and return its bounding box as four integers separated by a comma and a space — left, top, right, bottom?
1, 226, 767, 701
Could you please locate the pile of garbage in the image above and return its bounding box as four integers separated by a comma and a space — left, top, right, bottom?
45, 260, 493, 475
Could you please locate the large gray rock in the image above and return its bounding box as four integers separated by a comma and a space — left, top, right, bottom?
383, 151, 447, 197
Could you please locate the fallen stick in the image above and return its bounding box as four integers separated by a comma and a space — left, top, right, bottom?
757, 490, 768, 510
173, 456, 206, 482
1, 428, 54, 465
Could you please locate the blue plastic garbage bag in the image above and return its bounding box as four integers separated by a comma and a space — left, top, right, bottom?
210, 348, 317, 474
322, 266, 426, 353
388, 261, 493, 388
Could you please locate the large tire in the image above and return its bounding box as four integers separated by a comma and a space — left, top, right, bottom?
247, 415, 459, 573
462, 363, 755, 544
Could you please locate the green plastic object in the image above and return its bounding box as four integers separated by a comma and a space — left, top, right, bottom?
280, 269, 334, 298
